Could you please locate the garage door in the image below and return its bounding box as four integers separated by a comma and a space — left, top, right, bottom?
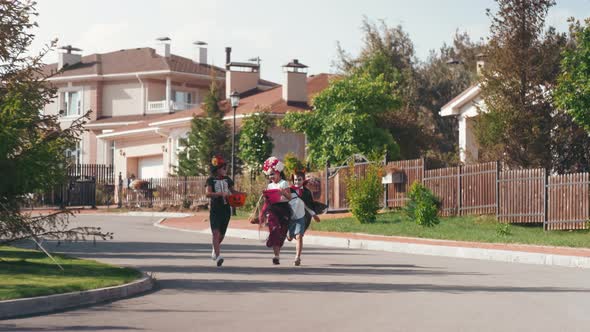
138, 156, 164, 179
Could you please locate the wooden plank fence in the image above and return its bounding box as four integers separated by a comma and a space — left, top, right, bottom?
546, 173, 590, 230
306, 158, 590, 231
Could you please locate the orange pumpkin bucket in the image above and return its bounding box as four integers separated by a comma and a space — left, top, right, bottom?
228, 193, 247, 207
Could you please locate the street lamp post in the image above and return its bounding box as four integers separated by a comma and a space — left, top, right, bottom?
229, 90, 240, 183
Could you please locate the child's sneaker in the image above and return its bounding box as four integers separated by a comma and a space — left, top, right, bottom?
215, 255, 224, 267
272, 256, 280, 265
211, 248, 216, 260
293, 257, 301, 266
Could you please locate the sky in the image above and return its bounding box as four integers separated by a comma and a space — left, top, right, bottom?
30, 0, 590, 83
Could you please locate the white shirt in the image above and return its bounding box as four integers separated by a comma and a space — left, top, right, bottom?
267, 180, 306, 220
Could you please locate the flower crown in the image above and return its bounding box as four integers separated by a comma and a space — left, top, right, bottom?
211, 155, 225, 167
262, 156, 284, 176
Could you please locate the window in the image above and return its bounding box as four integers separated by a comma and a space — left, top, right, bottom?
109, 141, 115, 166
62, 90, 82, 116
173, 91, 192, 105
65, 141, 82, 165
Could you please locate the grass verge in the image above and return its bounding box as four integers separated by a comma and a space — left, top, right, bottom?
0, 246, 142, 301
310, 212, 590, 249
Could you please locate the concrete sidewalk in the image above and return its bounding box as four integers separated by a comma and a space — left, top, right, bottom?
160, 213, 590, 269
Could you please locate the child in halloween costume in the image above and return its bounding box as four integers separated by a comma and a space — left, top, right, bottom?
291, 170, 321, 232
260, 157, 292, 265
206, 155, 240, 267
288, 170, 320, 266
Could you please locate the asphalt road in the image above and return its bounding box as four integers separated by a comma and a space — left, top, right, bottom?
2, 215, 590, 332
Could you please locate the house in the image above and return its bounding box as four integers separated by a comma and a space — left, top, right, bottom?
42, 40, 330, 179
439, 58, 487, 163
439, 84, 484, 163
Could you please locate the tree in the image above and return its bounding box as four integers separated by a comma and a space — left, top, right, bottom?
238, 109, 274, 175
282, 73, 401, 167
475, 0, 557, 169
555, 18, 590, 134
0, 0, 110, 245
177, 80, 231, 176
335, 19, 482, 163
335, 19, 422, 160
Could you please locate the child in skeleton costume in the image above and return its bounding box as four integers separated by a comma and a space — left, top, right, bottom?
206, 155, 239, 267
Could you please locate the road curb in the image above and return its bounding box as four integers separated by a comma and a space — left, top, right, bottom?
155, 219, 590, 269
87, 212, 193, 218
0, 272, 154, 320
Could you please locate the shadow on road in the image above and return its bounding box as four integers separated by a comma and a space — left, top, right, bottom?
158, 279, 590, 295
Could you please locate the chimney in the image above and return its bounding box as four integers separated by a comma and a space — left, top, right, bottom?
225, 47, 232, 69
57, 45, 82, 70
282, 59, 308, 104
193, 41, 207, 64
225, 48, 260, 98
476, 53, 486, 76
156, 37, 171, 58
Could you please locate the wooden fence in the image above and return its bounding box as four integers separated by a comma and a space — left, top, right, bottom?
307, 158, 590, 231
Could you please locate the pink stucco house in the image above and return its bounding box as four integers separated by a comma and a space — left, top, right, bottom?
42, 39, 330, 179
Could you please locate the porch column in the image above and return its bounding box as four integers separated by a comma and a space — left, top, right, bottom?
165, 76, 171, 113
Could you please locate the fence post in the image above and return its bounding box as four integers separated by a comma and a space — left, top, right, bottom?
383, 152, 388, 209
91, 177, 97, 209
184, 175, 188, 204
457, 165, 462, 216
543, 168, 548, 231
325, 161, 330, 210
495, 161, 500, 219
117, 172, 123, 208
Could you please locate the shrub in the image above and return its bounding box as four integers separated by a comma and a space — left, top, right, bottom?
346, 163, 383, 224
405, 182, 440, 227
496, 222, 511, 237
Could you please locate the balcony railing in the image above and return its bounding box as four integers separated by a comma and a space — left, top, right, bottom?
146, 101, 198, 114
147, 101, 169, 114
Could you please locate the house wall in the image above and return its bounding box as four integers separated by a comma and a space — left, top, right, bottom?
458, 95, 484, 163
269, 126, 306, 161
102, 80, 142, 117
113, 136, 166, 178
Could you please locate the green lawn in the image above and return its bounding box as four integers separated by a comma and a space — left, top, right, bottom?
310, 212, 590, 248
0, 246, 142, 301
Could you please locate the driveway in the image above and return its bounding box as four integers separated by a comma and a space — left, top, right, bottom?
2, 215, 590, 332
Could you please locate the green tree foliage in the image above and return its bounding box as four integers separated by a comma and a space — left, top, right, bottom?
238, 109, 274, 174
475, 0, 557, 169
177, 80, 230, 176
345, 161, 384, 224
283, 152, 305, 180
555, 19, 590, 134
405, 182, 441, 227
282, 73, 401, 167
335, 18, 482, 164
0, 0, 110, 244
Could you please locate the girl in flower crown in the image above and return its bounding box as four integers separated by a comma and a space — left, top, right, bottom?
206, 155, 240, 267
261, 156, 292, 265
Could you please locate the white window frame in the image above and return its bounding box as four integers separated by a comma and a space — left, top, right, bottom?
59, 87, 84, 118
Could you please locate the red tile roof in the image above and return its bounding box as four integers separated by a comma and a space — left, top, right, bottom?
43, 48, 225, 78
102, 73, 334, 137
88, 114, 166, 125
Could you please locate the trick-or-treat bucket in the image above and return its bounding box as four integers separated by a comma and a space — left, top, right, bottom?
263, 189, 282, 204
228, 193, 247, 207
